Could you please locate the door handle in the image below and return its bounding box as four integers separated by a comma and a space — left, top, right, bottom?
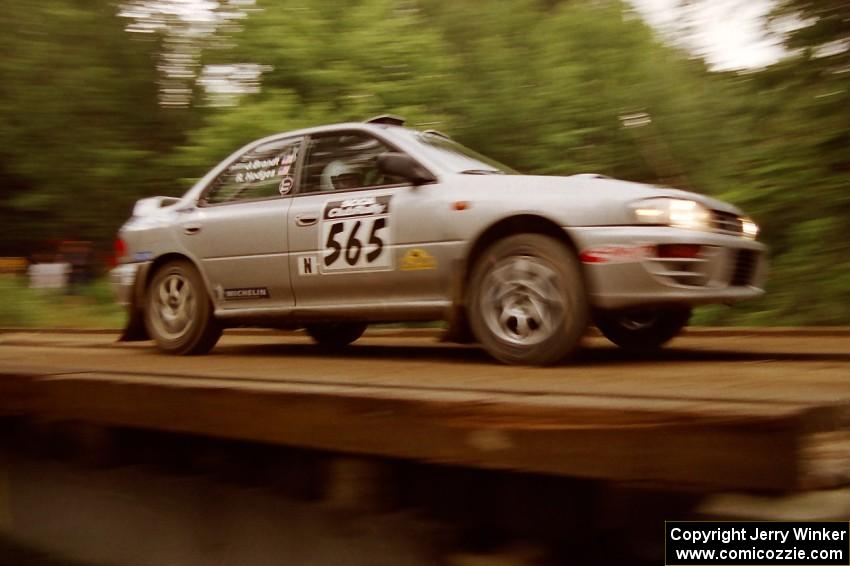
295, 214, 318, 227
183, 224, 202, 235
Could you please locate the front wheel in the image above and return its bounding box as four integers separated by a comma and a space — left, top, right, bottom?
467, 234, 589, 365
594, 307, 691, 351
305, 322, 367, 348
144, 260, 222, 355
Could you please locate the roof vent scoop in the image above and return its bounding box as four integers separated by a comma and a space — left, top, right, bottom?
573, 173, 611, 180
423, 129, 451, 139
365, 114, 405, 126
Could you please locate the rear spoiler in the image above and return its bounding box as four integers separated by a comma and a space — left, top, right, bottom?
132, 196, 181, 217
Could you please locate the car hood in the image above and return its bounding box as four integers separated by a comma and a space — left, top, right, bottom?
454, 173, 744, 217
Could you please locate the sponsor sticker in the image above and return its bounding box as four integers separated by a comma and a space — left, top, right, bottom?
223, 287, 270, 300
323, 195, 391, 220
400, 248, 437, 271
277, 149, 297, 176
279, 176, 294, 195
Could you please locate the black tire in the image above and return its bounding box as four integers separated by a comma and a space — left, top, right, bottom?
305, 322, 367, 348
467, 234, 589, 365
144, 260, 222, 355
594, 307, 691, 351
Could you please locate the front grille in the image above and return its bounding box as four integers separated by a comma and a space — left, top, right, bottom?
712, 210, 744, 235
730, 249, 758, 286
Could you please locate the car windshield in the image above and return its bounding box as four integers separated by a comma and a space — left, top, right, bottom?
407, 131, 518, 175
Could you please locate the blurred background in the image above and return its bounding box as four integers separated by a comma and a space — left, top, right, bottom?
0, 0, 847, 327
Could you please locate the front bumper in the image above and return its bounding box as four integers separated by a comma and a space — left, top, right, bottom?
568, 226, 768, 311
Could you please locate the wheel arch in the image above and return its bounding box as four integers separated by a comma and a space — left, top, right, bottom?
145, 252, 205, 289
138, 252, 214, 310
464, 214, 582, 285
444, 214, 586, 341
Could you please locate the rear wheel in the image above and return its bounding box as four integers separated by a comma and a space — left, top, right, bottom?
144, 260, 222, 355
467, 234, 588, 365
594, 307, 691, 351
305, 322, 367, 348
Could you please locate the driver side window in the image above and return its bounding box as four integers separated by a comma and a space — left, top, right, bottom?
300, 133, 406, 194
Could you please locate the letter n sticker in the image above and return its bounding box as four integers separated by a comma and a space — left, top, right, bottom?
299, 255, 317, 276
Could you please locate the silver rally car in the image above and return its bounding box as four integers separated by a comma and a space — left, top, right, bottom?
111, 115, 766, 365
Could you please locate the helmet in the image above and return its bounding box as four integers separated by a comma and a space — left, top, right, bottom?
321, 160, 360, 191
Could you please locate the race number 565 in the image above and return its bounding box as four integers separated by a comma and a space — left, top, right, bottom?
320, 195, 392, 273
322, 217, 390, 272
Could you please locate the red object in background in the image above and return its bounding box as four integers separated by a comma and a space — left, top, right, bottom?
113, 238, 127, 266
656, 244, 702, 259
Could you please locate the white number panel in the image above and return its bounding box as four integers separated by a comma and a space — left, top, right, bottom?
320, 195, 392, 273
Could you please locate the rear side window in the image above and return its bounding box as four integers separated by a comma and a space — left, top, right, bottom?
203, 137, 302, 205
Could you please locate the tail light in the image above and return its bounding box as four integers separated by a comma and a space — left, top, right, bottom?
113, 237, 128, 266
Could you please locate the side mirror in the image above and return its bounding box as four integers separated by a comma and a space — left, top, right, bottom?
377, 152, 436, 186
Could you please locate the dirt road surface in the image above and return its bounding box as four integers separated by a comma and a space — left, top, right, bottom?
1, 329, 848, 405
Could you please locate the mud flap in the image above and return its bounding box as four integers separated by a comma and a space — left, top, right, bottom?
441, 258, 476, 344
118, 262, 150, 342
441, 313, 475, 344
119, 306, 149, 341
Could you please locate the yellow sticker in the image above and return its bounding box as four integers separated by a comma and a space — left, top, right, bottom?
400, 248, 437, 271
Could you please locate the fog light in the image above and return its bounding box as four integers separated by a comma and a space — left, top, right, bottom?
656, 244, 702, 259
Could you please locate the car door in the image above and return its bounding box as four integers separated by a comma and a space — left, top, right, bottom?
178, 136, 303, 312
287, 130, 446, 309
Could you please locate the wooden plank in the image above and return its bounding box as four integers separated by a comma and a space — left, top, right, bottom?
7, 371, 824, 491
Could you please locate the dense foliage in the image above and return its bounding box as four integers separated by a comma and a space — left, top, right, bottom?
0, 0, 846, 324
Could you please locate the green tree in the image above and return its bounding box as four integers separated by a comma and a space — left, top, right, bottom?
170, 0, 458, 176
696, 0, 850, 324
0, 0, 189, 255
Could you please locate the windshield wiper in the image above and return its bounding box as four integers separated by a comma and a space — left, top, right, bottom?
460, 169, 504, 175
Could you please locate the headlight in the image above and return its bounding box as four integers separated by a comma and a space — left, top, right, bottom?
740, 216, 759, 240
631, 198, 712, 232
